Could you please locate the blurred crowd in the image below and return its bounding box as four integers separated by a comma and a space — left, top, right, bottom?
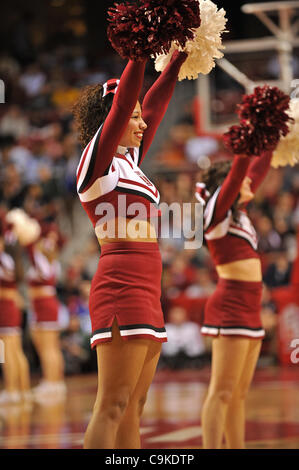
1, 18, 299, 376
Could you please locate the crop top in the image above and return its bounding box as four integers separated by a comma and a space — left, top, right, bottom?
76, 51, 187, 232
203, 151, 273, 265
26, 245, 59, 288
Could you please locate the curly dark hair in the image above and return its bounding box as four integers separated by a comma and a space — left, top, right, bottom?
201, 160, 240, 221
72, 84, 115, 149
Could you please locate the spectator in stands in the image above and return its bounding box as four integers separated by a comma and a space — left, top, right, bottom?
19, 63, 46, 98
0, 105, 30, 139
256, 215, 282, 253
260, 285, 278, 363
60, 314, 91, 375
161, 306, 206, 369
0, 163, 25, 208
185, 267, 215, 298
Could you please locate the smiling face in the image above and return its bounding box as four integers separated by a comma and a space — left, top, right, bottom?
238, 176, 254, 205
119, 101, 147, 148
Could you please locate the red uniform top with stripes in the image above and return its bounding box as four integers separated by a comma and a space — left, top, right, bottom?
26, 244, 60, 327
26, 244, 59, 289
0, 251, 17, 289
203, 151, 273, 264
76, 52, 187, 230
0, 249, 21, 330
200, 152, 272, 339
76, 51, 187, 346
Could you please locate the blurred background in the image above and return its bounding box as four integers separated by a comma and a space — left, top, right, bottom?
0, 0, 299, 377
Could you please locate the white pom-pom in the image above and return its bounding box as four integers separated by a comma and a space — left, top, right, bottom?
271, 100, 299, 168
154, 0, 227, 81
6, 209, 41, 246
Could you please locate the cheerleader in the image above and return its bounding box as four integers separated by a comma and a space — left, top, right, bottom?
72, 36, 189, 449
195, 149, 274, 448
27, 222, 65, 396
0, 213, 31, 404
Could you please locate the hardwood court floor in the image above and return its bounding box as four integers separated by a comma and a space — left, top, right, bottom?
0, 366, 299, 449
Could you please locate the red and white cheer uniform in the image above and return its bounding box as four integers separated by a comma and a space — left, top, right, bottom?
0, 251, 22, 334
27, 244, 60, 329
201, 151, 273, 339
77, 52, 187, 348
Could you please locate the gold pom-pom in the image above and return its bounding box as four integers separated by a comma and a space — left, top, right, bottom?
271, 100, 299, 168
154, 0, 227, 81
6, 209, 41, 246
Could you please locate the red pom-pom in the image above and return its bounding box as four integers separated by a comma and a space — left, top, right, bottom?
107, 0, 201, 61
223, 86, 293, 156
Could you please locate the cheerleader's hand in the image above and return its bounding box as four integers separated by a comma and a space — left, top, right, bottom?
195, 182, 210, 206
170, 50, 188, 63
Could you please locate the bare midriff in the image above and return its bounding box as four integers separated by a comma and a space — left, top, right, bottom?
29, 286, 56, 299
216, 258, 262, 282
0, 287, 18, 301
96, 217, 158, 246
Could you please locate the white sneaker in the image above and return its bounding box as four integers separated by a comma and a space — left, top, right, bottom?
0, 390, 21, 405
32, 381, 52, 394
47, 381, 67, 395
22, 390, 34, 401
32, 380, 66, 396
33, 382, 67, 405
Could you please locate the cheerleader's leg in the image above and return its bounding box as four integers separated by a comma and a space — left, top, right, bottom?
84, 319, 157, 449
115, 339, 161, 449
13, 334, 31, 393
201, 336, 250, 449
224, 338, 262, 449
37, 329, 64, 382
0, 335, 19, 393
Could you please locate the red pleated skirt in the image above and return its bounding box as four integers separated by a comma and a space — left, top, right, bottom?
201, 278, 265, 339
89, 241, 167, 348
31, 296, 59, 329
0, 298, 21, 334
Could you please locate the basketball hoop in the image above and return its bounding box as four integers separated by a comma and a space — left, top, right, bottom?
197, 1, 299, 134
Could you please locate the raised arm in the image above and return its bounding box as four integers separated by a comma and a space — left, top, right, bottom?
246, 150, 273, 195
26, 244, 51, 280
5, 241, 24, 283
211, 155, 252, 226
139, 51, 187, 164
77, 60, 147, 193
